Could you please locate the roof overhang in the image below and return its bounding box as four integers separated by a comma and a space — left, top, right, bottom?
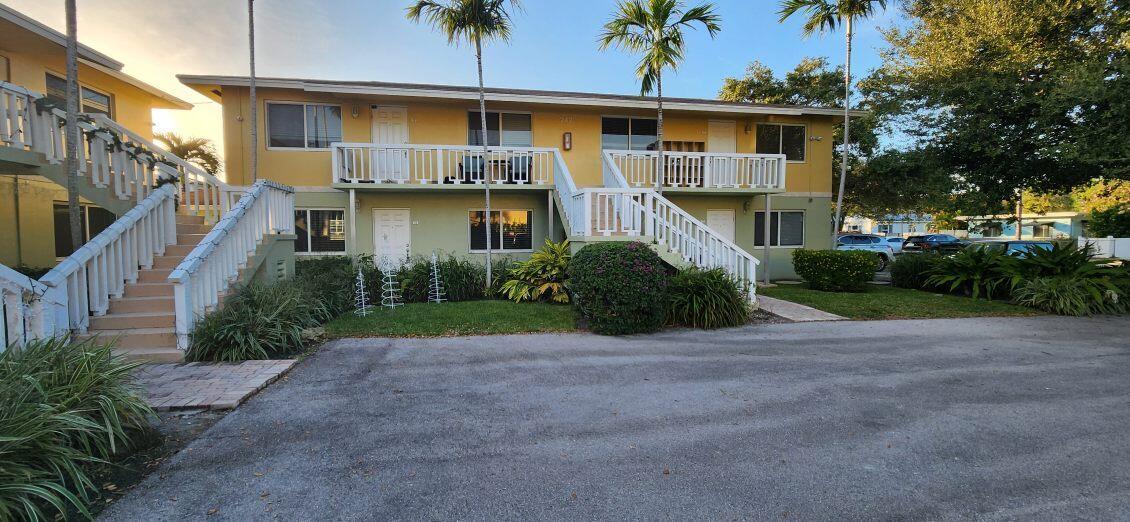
0, 4, 121, 69
178, 75, 867, 118
82, 59, 192, 110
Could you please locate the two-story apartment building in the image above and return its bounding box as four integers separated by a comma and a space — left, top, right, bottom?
180, 75, 854, 279
0, 3, 190, 268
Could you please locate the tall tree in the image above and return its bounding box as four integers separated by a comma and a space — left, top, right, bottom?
64, 0, 82, 252
407, 0, 521, 289
248, 0, 258, 182
599, 0, 721, 190
778, 0, 888, 235
875, 0, 1128, 216
155, 133, 223, 175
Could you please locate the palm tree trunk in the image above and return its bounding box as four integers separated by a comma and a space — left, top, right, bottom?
248, 0, 258, 183
64, 0, 82, 253
476, 38, 493, 290
832, 14, 853, 239
656, 71, 664, 192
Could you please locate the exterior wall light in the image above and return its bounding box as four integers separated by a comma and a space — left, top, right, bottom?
563, 132, 572, 151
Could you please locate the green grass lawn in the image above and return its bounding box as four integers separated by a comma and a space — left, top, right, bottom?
760, 283, 1040, 320
324, 300, 578, 338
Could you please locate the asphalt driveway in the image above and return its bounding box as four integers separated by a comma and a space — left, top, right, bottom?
104, 316, 1130, 520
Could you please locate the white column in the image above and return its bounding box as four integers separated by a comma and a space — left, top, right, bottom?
763, 193, 772, 286
348, 189, 357, 256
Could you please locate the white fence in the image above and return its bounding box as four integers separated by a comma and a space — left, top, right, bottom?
169, 180, 295, 350
606, 150, 786, 190
333, 143, 557, 186
1079, 236, 1130, 259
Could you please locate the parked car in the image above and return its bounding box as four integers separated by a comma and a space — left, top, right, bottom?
902, 234, 968, 254
886, 237, 906, 254
969, 239, 1055, 258
835, 234, 896, 271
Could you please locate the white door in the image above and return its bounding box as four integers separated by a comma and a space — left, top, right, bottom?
706, 209, 736, 243
371, 106, 409, 181
707, 120, 738, 186
373, 208, 411, 267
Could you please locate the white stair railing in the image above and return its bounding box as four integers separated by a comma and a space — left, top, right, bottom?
551, 149, 587, 236
38, 181, 180, 333
169, 180, 295, 350
0, 264, 64, 350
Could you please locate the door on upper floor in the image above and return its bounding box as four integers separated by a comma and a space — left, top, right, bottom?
373, 208, 411, 267
706, 209, 736, 243
371, 105, 409, 181
707, 120, 738, 186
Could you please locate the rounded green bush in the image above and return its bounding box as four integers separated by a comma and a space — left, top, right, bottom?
568, 241, 668, 335
890, 253, 942, 290
188, 281, 331, 361
791, 249, 878, 292
666, 268, 749, 329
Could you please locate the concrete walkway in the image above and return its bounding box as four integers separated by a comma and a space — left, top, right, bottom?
757, 294, 846, 321
135, 360, 297, 411
103, 316, 1130, 520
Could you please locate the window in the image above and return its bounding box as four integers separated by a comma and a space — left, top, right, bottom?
754, 211, 804, 247
469, 210, 532, 251
601, 117, 658, 150
755, 123, 806, 161
267, 102, 342, 149
294, 209, 346, 253
1032, 223, 1053, 237
53, 203, 115, 257
468, 112, 532, 147
877, 224, 892, 235
45, 73, 112, 116
0, 54, 9, 82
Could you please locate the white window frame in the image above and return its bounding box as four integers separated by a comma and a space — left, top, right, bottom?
600, 114, 660, 151
467, 208, 535, 253
754, 210, 806, 248
877, 223, 893, 235
467, 110, 534, 147
755, 122, 807, 163
294, 207, 348, 255
45, 71, 114, 118
265, 100, 343, 151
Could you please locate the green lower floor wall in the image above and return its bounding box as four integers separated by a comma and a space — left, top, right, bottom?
296, 189, 830, 281
0, 174, 102, 269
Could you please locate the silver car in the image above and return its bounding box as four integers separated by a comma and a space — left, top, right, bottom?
835, 234, 896, 271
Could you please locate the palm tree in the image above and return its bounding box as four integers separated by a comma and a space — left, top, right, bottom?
407, 0, 521, 289
778, 0, 887, 237
155, 133, 223, 175
64, 0, 82, 252
248, 0, 258, 182
599, 0, 720, 190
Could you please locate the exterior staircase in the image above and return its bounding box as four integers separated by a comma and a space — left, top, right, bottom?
77, 212, 208, 362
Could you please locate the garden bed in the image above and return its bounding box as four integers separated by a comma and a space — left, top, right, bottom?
760, 284, 1039, 320
324, 300, 578, 338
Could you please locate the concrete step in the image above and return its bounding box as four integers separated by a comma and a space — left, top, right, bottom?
176, 223, 211, 235
176, 213, 205, 225
124, 282, 174, 298
154, 255, 186, 269
138, 268, 173, 283
165, 244, 196, 257
90, 311, 175, 330
80, 327, 177, 349
176, 233, 209, 246
109, 295, 174, 314
112, 346, 184, 363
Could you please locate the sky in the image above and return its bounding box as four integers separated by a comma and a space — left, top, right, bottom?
6, 0, 904, 149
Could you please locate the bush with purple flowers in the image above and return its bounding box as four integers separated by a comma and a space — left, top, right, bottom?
568, 241, 669, 334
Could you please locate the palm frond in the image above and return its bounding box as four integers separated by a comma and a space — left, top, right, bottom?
406, 0, 519, 46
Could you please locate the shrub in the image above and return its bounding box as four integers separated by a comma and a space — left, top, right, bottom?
665, 268, 749, 328
890, 253, 942, 290
489, 258, 516, 298
13, 264, 52, 279
295, 256, 365, 316
0, 337, 152, 520
397, 254, 495, 303
791, 249, 878, 292
188, 281, 332, 361
1009, 242, 1102, 279
568, 241, 668, 335
397, 258, 434, 303
501, 240, 571, 303
927, 247, 1015, 299
1013, 276, 1127, 316
1088, 204, 1130, 238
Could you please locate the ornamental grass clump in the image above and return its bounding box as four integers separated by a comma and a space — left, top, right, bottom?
568, 241, 669, 335
791, 249, 878, 292
0, 337, 152, 520
187, 281, 332, 362
665, 268, 749, 328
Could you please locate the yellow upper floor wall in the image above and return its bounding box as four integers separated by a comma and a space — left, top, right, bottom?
192, 79, 845, 193
0, 4, 190, 141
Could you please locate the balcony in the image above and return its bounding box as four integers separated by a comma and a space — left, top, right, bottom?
604, 150, 786, 192
331, 143, 559, 190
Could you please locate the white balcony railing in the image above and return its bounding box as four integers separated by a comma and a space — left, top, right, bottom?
332, 143, 557, 186
606, 150, 786, 190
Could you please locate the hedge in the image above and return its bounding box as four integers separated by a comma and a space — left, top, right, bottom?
791, 249, 878, 292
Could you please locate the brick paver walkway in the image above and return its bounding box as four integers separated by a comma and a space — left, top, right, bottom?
135, 360, 298, 411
